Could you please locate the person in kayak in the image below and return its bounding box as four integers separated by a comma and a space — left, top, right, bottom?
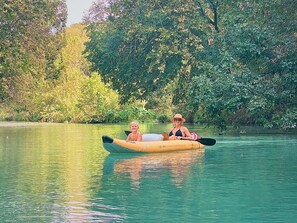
165, 114, 193, 140
126, 121, 142, 142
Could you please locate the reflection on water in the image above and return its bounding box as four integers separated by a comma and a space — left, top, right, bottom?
0, 123, 109, 222
110, 150, 204, 188
94, 150, 206, 221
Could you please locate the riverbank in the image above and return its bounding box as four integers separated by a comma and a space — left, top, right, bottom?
1, 121, 296, 135
0, 121, 59, 128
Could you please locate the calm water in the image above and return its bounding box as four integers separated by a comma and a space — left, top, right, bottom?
0, 122, 296, 223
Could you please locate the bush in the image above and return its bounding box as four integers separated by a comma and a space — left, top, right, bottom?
103, 110, 120, 123
157, 114, 170, 123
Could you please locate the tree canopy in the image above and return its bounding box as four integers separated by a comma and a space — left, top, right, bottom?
0, 0, 67, 100
85, 0, 297, 129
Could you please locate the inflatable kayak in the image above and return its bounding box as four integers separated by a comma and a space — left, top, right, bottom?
102, 135, 205, 153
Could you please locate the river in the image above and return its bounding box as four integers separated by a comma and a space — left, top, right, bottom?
0, 122, 296, 222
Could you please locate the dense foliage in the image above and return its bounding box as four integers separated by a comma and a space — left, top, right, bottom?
0, 0, 67, 119
0, 6, 154, 123
0, 0, 67, 94
0, 0, 296, 129
85, 0, 297, 129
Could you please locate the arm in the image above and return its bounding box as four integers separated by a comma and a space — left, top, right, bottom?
126, 133, 132, 142
183, 127, 192, 138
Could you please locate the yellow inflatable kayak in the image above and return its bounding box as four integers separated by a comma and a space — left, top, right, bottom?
102, 135, 205, 153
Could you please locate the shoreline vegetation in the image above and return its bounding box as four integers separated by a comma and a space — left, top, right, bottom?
0, 121, 296, 135
1, 1, 296, 131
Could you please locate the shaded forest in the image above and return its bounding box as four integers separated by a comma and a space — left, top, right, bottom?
0, 0, 296, 130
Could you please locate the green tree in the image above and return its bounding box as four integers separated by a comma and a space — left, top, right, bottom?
188, 0, 297, 129
85, 0, 218, 102
39, 24, 120, 123
0, 0, 67, 118
86, 0, 297, 129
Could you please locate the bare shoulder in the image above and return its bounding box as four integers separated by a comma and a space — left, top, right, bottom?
181, 126, 189, 131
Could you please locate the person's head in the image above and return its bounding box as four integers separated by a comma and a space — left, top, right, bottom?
130, 121, 139, 131
170, 114, 186, 125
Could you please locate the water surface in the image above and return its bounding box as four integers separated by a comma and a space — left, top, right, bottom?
0, 122, 296, 222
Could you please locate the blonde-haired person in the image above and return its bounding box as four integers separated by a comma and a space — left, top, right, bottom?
167, 114, 192, 140
126, 121, 142, 142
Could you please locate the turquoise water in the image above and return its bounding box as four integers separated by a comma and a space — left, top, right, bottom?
0, 122, 296, 222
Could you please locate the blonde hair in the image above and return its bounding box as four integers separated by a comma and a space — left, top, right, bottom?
130, 121, 139, 127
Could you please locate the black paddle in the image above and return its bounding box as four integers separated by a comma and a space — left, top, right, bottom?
182, 137, 216, 146
124, 131, 216, 146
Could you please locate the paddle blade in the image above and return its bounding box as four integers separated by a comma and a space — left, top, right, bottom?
125, 130, 131, 136
198, 138, 216, 146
